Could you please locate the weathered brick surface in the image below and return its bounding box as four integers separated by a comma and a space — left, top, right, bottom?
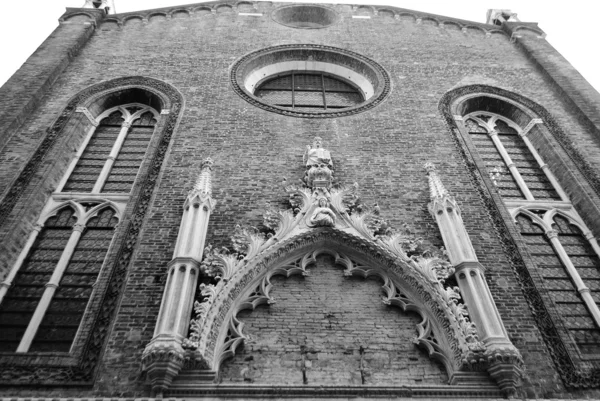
221, 255, 447, 385
1, 1, 600, 399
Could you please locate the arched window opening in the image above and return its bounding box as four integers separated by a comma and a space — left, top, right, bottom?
464, 113, 561, 201
516, 213, 600, 355
456, 98, 600, 363
62, 104, 157, 194
254, 73, 364, 111
0, 207, 77, 352
63, 111, 125, 193
102, 111, 157, 193
29, 208, 118, 352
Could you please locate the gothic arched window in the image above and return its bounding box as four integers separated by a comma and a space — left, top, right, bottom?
0, 102, 158, 354
465, 114, 563, 201
461, 109, 600, 358
0, 205, 118, 352
62, 105, 158, 194
516, 211, 600, 355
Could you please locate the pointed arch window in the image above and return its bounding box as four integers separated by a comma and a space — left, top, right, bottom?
464, 114, 566, 202
61, 105, 158, 194
0, 102, 158, 354
0, 205, 119, 352
461, 110, 600, 357
516, 211, 600, 355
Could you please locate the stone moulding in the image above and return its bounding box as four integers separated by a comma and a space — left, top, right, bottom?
0, 76, 184, 385
439, 84, 600, 388
190, 230, 487, 378
171, 134, 511, 392
229, 44, 392, 118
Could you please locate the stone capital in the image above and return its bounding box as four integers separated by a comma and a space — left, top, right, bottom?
167, 257, 201, 270
453, 261, 485, 275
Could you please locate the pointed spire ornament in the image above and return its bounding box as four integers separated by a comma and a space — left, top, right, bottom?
192, 158, 213, 196
424, 163, 524, 396
143, 157, 217, 396
425, 162, 449, 199
425, 162, 460, 218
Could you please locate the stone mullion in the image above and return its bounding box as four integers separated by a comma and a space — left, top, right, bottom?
55, 122, 99, 192
488, 130, 534, 200
16, 223, 86, 353
0, 223, 44, 305
583, 231, 600, 263
519, 121, 569, 202
92, 120, 133, 193
545, 229, 600, 328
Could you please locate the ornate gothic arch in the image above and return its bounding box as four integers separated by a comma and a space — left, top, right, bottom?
193, 229, 484, 377
144, 138, 524, 397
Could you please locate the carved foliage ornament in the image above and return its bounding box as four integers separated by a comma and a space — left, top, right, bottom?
183, 137, 485, 377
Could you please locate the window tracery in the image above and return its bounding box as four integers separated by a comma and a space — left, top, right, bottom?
462, 110, 600, 358
0, 102, 158, 354
254, 73, 364, 111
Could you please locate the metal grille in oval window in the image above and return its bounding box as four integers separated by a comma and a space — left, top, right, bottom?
255, 73, 363, 110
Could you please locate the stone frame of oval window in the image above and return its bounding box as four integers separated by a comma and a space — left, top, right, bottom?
230, 44, 392, 118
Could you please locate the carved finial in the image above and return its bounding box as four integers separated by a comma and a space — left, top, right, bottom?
193, 158, 213, 195
425, 163, 450, 200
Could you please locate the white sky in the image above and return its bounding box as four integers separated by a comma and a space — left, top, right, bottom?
1, 1, 599, 93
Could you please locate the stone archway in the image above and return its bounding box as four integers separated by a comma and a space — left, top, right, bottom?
220, 251, 449, 386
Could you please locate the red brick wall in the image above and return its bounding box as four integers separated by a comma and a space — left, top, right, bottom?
1, 2, 600, 399
221, 255, 447, 385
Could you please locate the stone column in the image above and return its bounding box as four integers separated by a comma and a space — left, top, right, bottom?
142, 158, 216, 396
425, 163, 523, 397
92, 120, 131, 193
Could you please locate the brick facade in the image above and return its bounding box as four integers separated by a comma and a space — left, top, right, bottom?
0, 1, 600, 399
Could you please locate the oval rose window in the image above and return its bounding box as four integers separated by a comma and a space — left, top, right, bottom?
254, 72, 364, 111
231, 45, 391, 118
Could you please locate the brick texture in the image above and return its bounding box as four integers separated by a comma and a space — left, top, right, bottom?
221, 255, 447, 385
1, 2, 600, 399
